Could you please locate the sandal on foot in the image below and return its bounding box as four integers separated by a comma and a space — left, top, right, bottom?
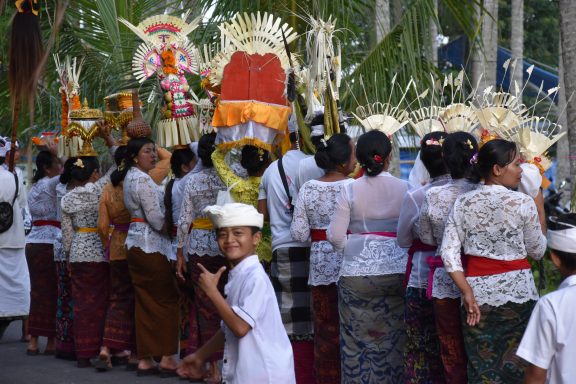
136, 366, 159, 377
26, 348, 39, 356
91, 355, 112, 372
159, 367, 178, 378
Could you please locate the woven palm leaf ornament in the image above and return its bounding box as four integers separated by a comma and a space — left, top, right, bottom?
210, 12, 298, 152
54, 55, 85, 157
119, 13, 201, 147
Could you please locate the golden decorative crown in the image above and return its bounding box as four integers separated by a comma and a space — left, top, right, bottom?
69, 98, 103, 120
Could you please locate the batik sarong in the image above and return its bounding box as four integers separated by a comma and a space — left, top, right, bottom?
187, 254, 228, 362
433, 298, 468, 384
127, 247, 179, 359
25, 243, 57, 338
55, 261, 75, 357
311, 284, 340, 384
338, 274, 406, 384
462, 300, 535, 384
70, 262, 109, 359
404, 287, 445, 384
102, 260, 135, 351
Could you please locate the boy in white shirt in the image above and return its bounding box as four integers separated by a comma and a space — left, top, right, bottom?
517, 213, 576, 384
177, 203, 295, 384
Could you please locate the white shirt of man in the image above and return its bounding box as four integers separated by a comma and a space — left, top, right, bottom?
517, 274, 576, 383
258, 150, 310, 251
221, 255, 295, 384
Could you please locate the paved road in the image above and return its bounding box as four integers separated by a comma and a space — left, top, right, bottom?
0, 321, 186, 384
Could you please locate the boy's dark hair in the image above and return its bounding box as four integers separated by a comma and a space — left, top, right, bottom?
549, 213, 576, 271
216, 226, 261, 235
420, 131, 448, 178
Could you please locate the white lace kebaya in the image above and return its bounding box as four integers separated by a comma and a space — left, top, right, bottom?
440, 184, 547, 307
27, 175, 61, 245
419, 178, 478, 298
176, 167, 226, 257
328, 172, 409, 278
397, 174, 451, 289
291, 178, 353, 285
61, 168, 113, 263
124, 167, 171, 258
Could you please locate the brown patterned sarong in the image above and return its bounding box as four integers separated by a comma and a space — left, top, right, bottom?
102, 259, 135, 351
25, 243, 57, 338
462, 300, 535, 384
127, 247, 179, 359
55, 261, 75, 356
311, 284, 340, 384
433, 298, 468, 384
187, 254, 228, 362
70, 262, 110, 359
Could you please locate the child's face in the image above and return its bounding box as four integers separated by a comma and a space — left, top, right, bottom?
216, 226, 261, 265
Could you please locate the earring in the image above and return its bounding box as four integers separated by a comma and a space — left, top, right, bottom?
134, 159, 139, 164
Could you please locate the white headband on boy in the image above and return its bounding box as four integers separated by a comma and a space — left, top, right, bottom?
203, 203, 264, 229
547, 220, 576, 253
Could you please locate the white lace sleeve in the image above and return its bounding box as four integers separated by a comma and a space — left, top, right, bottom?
418, 195, 436, 246
397, 193, 417, 248
327, 186, 351, 252
290, 189, 310, 242
439, 202, 465, 273
136, 176, 164, 232
522, 197, 547, 260
61, 210, 73, 256
177, 181, 196, 249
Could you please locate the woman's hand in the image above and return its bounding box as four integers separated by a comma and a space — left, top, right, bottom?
463, 290, 481, 326
176, 248, 187, 282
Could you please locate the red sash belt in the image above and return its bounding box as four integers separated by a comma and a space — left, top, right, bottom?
359, 231, 397, 237
425, 256, 444, 299
403, 240, 437, 290
32, 220, 61, 228
131, 218, 146, 223
310, 229, 328, 242
465, 255, 531, 277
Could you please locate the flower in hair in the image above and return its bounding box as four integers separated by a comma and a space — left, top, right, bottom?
118, 159, 126, 171
425, 139, 442, 147
257, 148, 265, 162
320, 138, 328, 148
469, 153, 478, 165
74, 158, 85, 168
373, 154, 383, 163
466, 139, 474, 150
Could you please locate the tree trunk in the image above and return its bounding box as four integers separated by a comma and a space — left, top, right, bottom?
375, 0, 391, 40
511, 0, 523, 98
472, 0, 499, 96
431, 0, 439, 66
559, 0, 576, 211
557, 41, 570, 202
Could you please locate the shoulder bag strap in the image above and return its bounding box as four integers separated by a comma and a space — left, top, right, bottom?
277, 157, 293, 211
12, 172, 19, 205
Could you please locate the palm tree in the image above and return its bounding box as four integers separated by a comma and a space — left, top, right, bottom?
472, 0, 498, 96
1, 0, 482, 154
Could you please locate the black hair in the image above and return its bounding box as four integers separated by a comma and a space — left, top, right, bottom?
420, 131, 449, 179
0, 158, 4, 165
240, 145, 269, 176
164, 147, 196, 238
356, 130, 392, 177
289, 132, 298, 143
111, 137, 155, 186
114, 145, 128, 166
442, 131, 478, 179
314, 133, 353, 171
548, 213, 576, 271
197, 132, 216, 168
59, 157, 77, 184
32, 150, 59, 183
216, 226, 261, 235
473, 139, 517, 182
70, 156, 100, 183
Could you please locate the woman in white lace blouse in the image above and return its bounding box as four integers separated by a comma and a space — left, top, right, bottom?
327, 130, 409, 383
175, 133, 226, 383
61, 146, 116, 368
25, 146, 62, 355
418, 131, 478, 383
291, 134, 356, 384
397, 131, 450, 383
440, 139, 546, 383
